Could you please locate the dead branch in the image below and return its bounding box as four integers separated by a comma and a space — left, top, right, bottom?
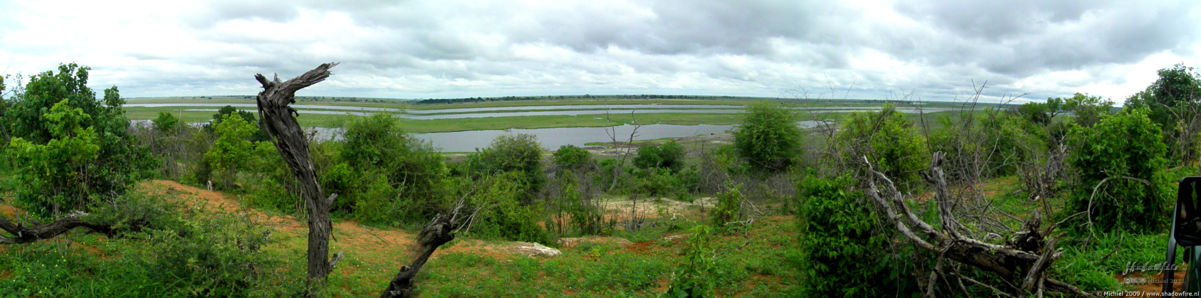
0, 211, 113, 244
380, 197, 479, 298
863, 152, 1089, 297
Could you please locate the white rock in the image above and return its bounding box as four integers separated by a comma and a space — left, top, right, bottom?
512, 242, 561, 257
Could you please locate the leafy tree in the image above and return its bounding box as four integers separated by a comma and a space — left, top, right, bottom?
1057, 93, 1114, 128
204, 113, 257, 189
733, 103, 802, 172
3, 64, 151, 216
474, 134, 544, 203
1127, 64, 1201, 164
1066, 108, 1168, 232
207, 105, 267, 142
795, 174, 914, 296
836, 105, 928, 191
7, 100, 102, 216
633, 140, 686, 172
552, 144, 592, 170
338, 114, 448, 224
152, 112, 180, 133
1127, 64, 1201, 129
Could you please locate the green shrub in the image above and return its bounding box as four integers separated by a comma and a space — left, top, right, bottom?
129, 210, 278, 296
796, 174, 914, 296
634, 140, 686, 172
474, 134, 545, 203
339, 114, 449, 225
553, 145, 593, 170
666, 225, 716, 297
1066, 107, 1169, 232
461, 172, 552, 243
836, 104, 928, 192
5, 65, 153, 217
733, 103, 802, 172
711, 187, 743, 230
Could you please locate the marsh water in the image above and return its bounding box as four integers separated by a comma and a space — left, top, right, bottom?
306, 122, 827, 152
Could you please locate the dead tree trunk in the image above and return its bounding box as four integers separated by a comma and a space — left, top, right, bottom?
0, 211, 114, 244
380, 197, 478, 298
253, 63, 338, 287
863, 152, 1089, 297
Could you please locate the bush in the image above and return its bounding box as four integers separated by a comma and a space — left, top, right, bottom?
633, 140, 686, 172
130, 210, 277, 296
836, 105, 928, 192
474, 134, 544, 204
733, 103, 802, 172
3, 64, 153, 217
1066, 108, 1169, 232
711, 187, 743, 229
553, 145, 593, 170
339, 114, 448, 225
665, 225, 716, 297
796, 174, 914, 296
204, 113, 257, 189
459, 172, 552, 243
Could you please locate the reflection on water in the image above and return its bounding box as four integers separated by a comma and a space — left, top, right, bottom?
307, 122, 826, 152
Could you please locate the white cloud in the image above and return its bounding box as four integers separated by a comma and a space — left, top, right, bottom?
0, 0, 1198, 103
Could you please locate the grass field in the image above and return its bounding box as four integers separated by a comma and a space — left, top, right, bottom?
124, 96, 969, 132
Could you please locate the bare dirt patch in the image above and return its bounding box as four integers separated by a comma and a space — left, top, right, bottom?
1115, 266, 1187, 297
599, 196, 715, 222
557, 236, 633, 250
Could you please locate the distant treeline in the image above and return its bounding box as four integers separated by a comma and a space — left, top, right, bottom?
411, 94, 781, 105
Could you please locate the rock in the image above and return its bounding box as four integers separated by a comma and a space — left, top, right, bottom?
512, 242, 561, 257
662, 234, 687, 242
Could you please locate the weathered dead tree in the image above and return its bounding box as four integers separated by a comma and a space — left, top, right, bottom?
380, 198, 478, 298
253, 63, 340, 287
0, 211, 113, 244
864, 152, 1088, 297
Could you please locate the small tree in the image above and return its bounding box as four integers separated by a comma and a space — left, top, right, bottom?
474, 134, 544, 203
204, 113, 256, 189
552, 144, 592, 170
733, 103, 801, 172
633, 140, 685, 172
796, 174, 914, 296
7, 100, 102, 216
152, 112, 180, 133
1066, 107, 1168, 231
836, 105, 928, 192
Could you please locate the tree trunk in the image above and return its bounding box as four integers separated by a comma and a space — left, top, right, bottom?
0, 211, 113, 244
253, 63, 338, 288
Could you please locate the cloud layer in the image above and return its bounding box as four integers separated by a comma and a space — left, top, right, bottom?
1, 0, 1198, 103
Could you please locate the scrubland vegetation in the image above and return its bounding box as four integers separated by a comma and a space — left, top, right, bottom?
1, 63, 1200, 296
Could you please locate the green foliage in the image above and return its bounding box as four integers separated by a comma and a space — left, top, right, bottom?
552, 144, 592, 170
711, 187, 743, 229
1057, 92, 1114, 128
733, 103, 802, 172
634, 140, 686, 172
474, 134, 545, 204
152, 112, 180, 133
666, 225, 716, 298
7, 100, 102, 216
459, 172, 552, 243
1127, 64, 1201, 130
836, 105, 928, 191
2, 64, 152, 216
127, 209, 278, 296
1066, 108, 1168, 232
203, 113, 256, 189
795, 174, 913, 296
337, 114, 448, 225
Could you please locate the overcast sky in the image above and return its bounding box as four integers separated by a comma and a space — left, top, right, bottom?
1, 0, 1198, 103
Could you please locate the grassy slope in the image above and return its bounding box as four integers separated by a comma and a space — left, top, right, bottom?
0, 180, 802, 296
